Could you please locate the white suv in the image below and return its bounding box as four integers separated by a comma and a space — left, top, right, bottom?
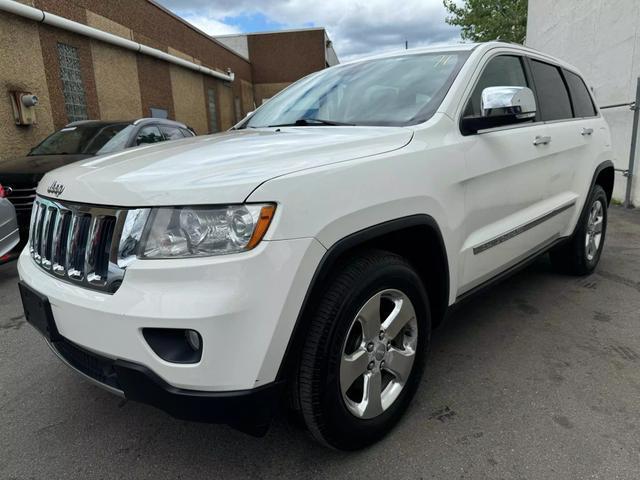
18, 42, 614, 450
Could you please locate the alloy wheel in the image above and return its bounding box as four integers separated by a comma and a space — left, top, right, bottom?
339, 289, 418, 419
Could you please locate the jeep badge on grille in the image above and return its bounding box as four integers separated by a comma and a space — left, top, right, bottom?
47, 181, 65, 197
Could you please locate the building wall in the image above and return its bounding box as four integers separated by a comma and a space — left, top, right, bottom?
0, 2, 334, 160
248, 29, 326, 84
217, 82, 235, 130
248, 29, 327, 105
254, 82, 292, 105
168, 47, 208, 134
38, 24, 101, 130
87, 12, 142, 120
0, 12, 54, 160
526, 0, 640, 205
136, 54, 175, 120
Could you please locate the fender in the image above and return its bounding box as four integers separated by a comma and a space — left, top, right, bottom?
276, 214, 449, 381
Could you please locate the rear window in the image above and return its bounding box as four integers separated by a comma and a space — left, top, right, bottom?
159, 125, 184, 140
564, 70, 597, 118
530, 60, 573, 121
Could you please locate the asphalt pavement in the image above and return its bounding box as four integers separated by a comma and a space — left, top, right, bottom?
1, 207, 639, 479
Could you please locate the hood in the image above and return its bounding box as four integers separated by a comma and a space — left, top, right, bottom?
37, 127, 413, 206
0, 154, 93, 176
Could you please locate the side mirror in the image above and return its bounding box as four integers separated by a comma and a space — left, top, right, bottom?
461, 86, 537, 134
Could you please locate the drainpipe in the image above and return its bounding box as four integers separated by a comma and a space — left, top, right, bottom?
0, 0, 235, 82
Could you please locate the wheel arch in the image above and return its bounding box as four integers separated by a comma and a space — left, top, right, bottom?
593, 161, 615, 205
277, 214, 450, 382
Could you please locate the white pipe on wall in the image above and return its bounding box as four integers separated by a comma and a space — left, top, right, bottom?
0, 0, 235, 82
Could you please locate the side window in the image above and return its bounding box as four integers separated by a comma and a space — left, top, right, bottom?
564, 70, 597, 117
159, 125, 183, 140
530, 60, 573, 121
136, 125, 163, 145
464, 55, 528, 117
180, 127, 195, 137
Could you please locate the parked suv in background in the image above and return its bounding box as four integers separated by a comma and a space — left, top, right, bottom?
18, 42, 613, 450
0, 118, 195, 260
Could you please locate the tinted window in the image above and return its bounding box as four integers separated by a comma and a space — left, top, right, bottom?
564, 70, 597, 117
530, 60, 573, 121
464, 56, 528, 117
96, 125, 136, 155
136, 125, 163, 145
180, 128, 195, 137
159, 125, 183, 140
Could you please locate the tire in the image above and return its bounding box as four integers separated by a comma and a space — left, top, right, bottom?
550, 184, 608, 275
296, 249, 431, 450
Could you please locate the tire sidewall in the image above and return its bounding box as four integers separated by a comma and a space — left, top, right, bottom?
316, 261, 430, 449
578, 186, 608, 271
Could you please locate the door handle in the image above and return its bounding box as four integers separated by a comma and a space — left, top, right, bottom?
533, 135, 551, 146
581, 127, 594, 136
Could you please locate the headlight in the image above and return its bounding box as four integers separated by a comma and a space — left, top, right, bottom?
138, 204, 275, 259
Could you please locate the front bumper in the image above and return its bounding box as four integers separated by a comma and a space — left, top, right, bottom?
18, 237, 325, 392
46, 333, 284, 435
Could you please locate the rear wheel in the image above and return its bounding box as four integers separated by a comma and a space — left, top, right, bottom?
296, 250, 430, 450
550, 184, 608, 275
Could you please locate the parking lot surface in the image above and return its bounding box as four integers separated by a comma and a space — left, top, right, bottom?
1, 207, 639, 479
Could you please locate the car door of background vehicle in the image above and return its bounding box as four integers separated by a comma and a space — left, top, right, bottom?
457, 53, 570, 295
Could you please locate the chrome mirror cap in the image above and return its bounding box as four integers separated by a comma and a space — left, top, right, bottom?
481, 86, 536, 119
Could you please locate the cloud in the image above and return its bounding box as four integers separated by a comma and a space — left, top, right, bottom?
181, 15, 242, 36
155, 0, 461, 61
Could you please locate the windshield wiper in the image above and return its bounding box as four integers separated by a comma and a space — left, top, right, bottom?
266, 118, 355, 128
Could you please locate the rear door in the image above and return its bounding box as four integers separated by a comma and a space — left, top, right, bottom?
526, 59, 590, 221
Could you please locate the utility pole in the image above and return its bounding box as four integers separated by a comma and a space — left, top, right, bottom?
405, 40, 408, 49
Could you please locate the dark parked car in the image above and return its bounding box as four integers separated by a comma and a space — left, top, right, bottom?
0, 118, 195, 260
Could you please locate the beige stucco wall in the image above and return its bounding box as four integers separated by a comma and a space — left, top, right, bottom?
87, 12, 142, 121
167, 47, 208, 134
254, 82, 291, 105
0, 13, 55, 160
240, 79, 255, 114
217, 81, 235, 130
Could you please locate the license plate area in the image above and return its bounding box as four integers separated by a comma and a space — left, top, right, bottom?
19, 281, 60, 342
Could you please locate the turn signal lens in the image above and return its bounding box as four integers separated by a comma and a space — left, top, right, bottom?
246, 204, 276, 250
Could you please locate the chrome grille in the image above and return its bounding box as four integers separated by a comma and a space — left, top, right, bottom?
29, 197, 132, 294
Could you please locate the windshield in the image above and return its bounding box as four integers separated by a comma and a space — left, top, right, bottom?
243, 51, 469, 128
29, 123, 130, 156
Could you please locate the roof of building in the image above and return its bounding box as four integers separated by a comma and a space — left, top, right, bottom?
215, 26, 327, 38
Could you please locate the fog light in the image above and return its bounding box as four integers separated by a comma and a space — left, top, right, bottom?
185, 329, 201, 351
142, 328, 203, 363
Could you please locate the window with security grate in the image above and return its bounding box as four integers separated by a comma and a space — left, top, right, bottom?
57, 43, 88, 123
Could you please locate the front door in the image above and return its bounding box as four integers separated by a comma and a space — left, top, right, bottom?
457, 53, 576, 295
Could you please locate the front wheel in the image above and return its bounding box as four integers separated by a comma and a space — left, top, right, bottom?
550, 184, 608, 275
296, 250, 430, 450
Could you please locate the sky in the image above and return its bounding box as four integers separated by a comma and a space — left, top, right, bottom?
154, 0, 462, 62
